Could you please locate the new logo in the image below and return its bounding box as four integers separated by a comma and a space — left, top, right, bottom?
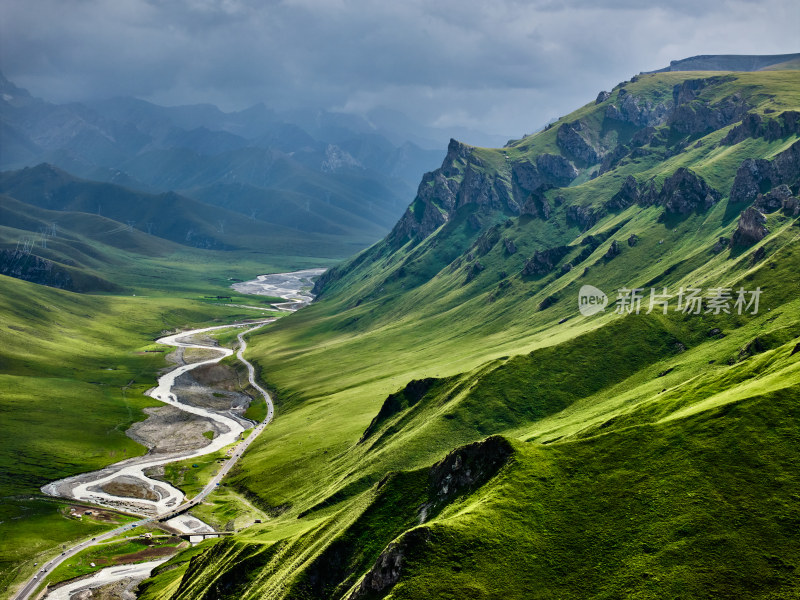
578, 285, 608, 316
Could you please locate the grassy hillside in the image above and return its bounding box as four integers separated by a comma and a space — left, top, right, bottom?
134, 69, 800, 599
0, 188, 341, 596
0, 189, 346, 298
0, 271, 280, 594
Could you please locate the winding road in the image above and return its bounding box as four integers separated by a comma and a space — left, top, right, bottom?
13, 269, 321, 600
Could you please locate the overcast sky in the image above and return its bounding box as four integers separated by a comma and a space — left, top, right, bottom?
2, 0, 799, 139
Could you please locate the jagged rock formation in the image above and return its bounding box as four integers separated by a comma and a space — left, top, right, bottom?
604, 240, 621, 259
521, 246, 571, 276
754, 184, 795, 213
654, 168, 721, 215
346, 527, 432, 600
667, 78, 750, 135
381, 75, 772, 254
605, 88, 670, 127
425, 436, 514, 513
711, 236, 730, 254
595, 90, 611, 104
729, 140, 800, 205
389, 138, 582, 247
512, 153, 577, 192
464, 260, 485, 283
470, 226, 501, 257
606, 175, 640, 210
348, 437, 514, 599
503, 237, 517, 255
566, 204, 602, 231
731, 207, 769, 247
557, 120, 600, 165
388, 139, 514, 245
520, 189, 551, 219
721, 111, 800, 145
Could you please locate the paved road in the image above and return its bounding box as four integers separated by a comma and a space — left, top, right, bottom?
12, 321, 275, 600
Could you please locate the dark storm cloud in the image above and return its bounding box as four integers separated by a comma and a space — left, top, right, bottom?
1, 0, 798, 137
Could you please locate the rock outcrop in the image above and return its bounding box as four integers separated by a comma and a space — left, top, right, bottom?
566, 204, 603, 231
386, 140, 470, 245
731, 207, 769, 247
658, 168, 721, 215
536, 153, 579, 185
604, 240, 621, 259
637, 168, 720, 215
721, 110, 800, 145
464, 260, 485, 283
668, 91, 750, 135
520, 189, 551, 219
557, 120, 600, 165
348, 436, 514, 600
729, 140, 800, 205
605, 89, 670, 127
606, 175, 640, 210
427, 436, 514, 509
754, 184, 794, 213
388, 139, 530, 246
521, 245, 571, 276
346, 528, 433, 600
512, 153, 577, 193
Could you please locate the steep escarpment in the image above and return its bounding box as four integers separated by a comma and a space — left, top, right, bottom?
342, 72, 794, 286
159, 437, 515, 600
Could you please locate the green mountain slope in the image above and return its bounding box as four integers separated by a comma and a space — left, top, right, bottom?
81, 69, 800, 599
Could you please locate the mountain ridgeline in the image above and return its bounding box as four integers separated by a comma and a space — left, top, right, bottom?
315, 72, 800, 301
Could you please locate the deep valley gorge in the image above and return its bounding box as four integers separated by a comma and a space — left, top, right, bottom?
1, 11, 800, 598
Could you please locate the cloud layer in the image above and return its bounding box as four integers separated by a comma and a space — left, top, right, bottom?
2, 0, 798, 137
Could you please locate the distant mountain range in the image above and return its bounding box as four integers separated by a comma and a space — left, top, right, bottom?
0, 73, 509, 234
0, 72, 471, 254
0, 72, 487, 287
